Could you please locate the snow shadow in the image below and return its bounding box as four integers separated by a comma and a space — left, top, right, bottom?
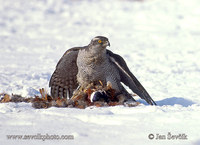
137, 97, 196, 107
193, 139, 200, 145
156, 97, 196, 107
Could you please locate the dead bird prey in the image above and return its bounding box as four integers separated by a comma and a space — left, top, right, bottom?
49, 36, 156, 105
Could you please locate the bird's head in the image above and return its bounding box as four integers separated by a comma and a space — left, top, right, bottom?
88, 36, 110, 54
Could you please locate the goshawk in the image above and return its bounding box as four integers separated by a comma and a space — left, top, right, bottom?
49, 36, 156, 105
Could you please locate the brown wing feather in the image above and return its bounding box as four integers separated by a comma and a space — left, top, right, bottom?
107, 50, 156, 105
49, 47, 81, 98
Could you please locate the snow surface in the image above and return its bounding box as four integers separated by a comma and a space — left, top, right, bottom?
0, 0, 200, 145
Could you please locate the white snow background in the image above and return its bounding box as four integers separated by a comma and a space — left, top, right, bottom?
0, 0, 200, 145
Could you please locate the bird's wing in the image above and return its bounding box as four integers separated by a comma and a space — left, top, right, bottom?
107, 50, 156, 105
49, 47, 81, 98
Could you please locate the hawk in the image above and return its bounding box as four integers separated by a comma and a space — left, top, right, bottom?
49, 36, 156, 105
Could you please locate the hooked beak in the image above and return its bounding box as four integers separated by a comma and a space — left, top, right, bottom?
107, 41, 110, 47
103, 40, 110, 47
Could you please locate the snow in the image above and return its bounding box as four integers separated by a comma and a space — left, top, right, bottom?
0, 0, 200, 145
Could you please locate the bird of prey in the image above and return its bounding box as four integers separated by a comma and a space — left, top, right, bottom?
49, 36, 156, 105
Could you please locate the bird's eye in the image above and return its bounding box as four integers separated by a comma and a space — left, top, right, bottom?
98, 40, 102, 44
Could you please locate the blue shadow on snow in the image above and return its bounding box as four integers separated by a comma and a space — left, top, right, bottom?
137, 97, 196, 107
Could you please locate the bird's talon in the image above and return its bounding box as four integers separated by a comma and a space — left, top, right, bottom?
99, 80, 103, 86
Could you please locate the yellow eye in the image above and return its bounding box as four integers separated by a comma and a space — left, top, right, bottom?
98, 40, 102, 43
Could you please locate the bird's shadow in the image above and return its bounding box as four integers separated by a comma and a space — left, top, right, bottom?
137, 97, 196, 107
